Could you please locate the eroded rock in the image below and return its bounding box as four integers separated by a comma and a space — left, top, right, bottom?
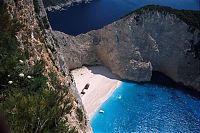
54, 7, 200, 91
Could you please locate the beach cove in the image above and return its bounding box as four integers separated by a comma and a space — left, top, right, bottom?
71, 66, 121, 118
72, 66, 200, 132
47, 0, 200, 132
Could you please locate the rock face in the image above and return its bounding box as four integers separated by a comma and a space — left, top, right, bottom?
92, 9, 200, 90
53, 31, 100, 69
54, 7, 200, 91
2, 0, 92, 132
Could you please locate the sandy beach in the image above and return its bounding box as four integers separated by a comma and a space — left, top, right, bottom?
71, 66, 121, 119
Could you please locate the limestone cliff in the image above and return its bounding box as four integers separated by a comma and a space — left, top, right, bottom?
0, 0, 91, 132
54, 6, 200, 91
53, 31, 100, 69
93, 6, 200, 90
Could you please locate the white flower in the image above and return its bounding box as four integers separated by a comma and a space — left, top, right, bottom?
7, 75, 11, 77
19, 73, 24, 77
8, 81, 13, 84
27, 75, 32, 79
19, 60, 24, 64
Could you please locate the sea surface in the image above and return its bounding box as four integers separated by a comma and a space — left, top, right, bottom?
91, 79, 200, 133
47, 0, 200, 35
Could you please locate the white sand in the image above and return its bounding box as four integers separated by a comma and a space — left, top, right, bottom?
71, 66, 121, 119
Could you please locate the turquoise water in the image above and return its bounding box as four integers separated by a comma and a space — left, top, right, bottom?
91, 81, 200, 133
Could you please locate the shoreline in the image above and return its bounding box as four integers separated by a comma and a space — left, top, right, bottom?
90, 80, 122, 119
71, 66, 122, 119
46, 0, 92, 12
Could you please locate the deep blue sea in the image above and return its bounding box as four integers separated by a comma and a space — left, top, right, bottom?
47, 0, 200, 35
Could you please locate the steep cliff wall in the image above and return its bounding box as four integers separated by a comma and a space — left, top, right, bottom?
53, 31, 100, 69
54, 6, 200, 91
0, 0, 91, 132
92, 6, 200, 90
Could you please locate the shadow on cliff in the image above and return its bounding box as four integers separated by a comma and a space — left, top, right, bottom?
87, 66, 200, 99
150, 71, 200, 99
87, 65, 120, 80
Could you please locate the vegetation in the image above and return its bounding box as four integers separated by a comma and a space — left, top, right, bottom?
123, 5, 200, 30
134, 5, 200, 30
0, 3, 77, 133
76, 107, 84, 122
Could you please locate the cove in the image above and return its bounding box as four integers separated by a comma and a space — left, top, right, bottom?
91, 72, 200, 133
47, 0, 200, 35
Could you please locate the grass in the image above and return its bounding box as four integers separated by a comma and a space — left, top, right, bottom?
0, 3, 78, 132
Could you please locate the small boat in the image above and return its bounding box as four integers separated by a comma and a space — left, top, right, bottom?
99, 110, 104, 113
81, 91, 85, 95
118, 95, 122, 99
84, 83, 90, 90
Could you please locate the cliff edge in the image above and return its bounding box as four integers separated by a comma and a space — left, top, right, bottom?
0, 0, 91, 132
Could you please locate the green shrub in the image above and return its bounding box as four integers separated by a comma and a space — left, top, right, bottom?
76, 107, 83, 122
0, 3, 78, 132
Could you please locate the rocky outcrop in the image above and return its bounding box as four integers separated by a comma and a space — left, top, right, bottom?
92, 9, 200, 90
53, 31, 100, 69
54, 6, 200, 91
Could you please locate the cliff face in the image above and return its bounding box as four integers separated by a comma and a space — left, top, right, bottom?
54, 6, 200, 91
53, 31, 100, 69
3, 0, 197, 131
1, 0, 91, 132
93, 9, 200, 90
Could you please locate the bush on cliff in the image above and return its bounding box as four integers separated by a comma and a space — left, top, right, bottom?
0, 3, 76, 133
